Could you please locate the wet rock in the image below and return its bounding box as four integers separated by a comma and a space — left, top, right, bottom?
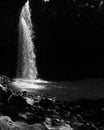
39, 98, 54, 108
0, 116, 46, 130
8, 94, 28, 110
0, 116, 21, 130
24, 97, 34, 105
30, 123, 46, 130
19, 112, 34, 120
1, 75, 104, 129
58, 124, 73, 130
0, 76, 12, 104
0, 75, 11, 87
44, 117, 73, 130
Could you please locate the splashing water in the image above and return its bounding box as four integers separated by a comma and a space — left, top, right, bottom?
12, 0, 48, 89
16, 0, 38, 80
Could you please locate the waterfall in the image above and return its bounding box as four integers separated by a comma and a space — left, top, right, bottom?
16, 0, 38, 80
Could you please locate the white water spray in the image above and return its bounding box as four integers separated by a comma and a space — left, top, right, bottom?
12, 0, 48, 89
16, 0, 38, 80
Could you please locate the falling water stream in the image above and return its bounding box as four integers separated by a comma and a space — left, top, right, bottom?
8, 0, 104, 105
12, 0, 48, 89
16, 0, 38, 80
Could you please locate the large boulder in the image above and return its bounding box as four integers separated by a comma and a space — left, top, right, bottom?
0, 75, 12, 104
0, 75, 11, 87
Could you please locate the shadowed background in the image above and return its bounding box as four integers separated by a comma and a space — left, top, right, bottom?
0, 0, 104, 81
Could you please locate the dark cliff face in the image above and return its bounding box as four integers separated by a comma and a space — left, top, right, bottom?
0, 0, 104, 80
32, 0, 104, 80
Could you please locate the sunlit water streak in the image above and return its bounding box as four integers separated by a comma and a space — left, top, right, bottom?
14, 0, 48, 89
16, 0, 38, 80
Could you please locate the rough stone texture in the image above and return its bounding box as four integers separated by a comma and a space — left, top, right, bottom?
1, 75, 104, 129
30, 123, 46, 130
0, 116, 46, 130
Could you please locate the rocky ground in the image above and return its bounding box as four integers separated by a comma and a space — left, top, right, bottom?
0, 75, 104, 129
